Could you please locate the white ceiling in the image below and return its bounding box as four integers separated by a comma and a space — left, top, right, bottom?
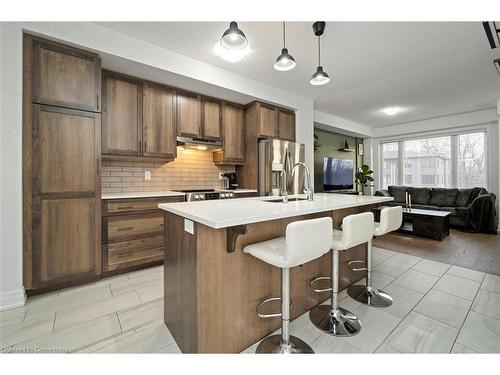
98, 22, 500, 127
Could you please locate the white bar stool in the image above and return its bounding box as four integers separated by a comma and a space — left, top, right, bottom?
244, 217, 333, 354
347, 206, 403, 307
309, 212, 374, 337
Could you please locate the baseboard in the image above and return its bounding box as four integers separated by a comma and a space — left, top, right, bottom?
0, 287, 26, 311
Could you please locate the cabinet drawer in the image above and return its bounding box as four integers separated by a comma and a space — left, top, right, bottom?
103, 196, 183, 215
105, 214, 163, 243
104, 235, 163, 272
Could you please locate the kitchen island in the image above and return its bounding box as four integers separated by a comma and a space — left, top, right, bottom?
159, 193, 393, 353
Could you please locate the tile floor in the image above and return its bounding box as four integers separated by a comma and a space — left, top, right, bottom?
1, 246, 500, 354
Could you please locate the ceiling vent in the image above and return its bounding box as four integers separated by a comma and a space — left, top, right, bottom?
482, 21, 500, 49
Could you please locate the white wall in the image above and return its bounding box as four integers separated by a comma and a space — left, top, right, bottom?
0, 22, 314, 310
314, 110, 374, 138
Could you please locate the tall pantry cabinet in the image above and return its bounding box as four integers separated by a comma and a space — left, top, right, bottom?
23, 35, 102, 292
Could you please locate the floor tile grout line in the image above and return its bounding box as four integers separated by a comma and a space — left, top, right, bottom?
449, 271, 486, 352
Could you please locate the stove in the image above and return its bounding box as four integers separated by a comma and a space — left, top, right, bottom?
174, 189, 236, 202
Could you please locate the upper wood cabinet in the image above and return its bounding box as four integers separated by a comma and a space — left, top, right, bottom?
102, 71, 142, 156
143, 83, 177, 159
101, 71, 176, 161
213, 103, 244, 165
32, 39, 101, 112
201, 98, 221, 140
278, 110, 295, 142
259, 104, 279, 138
177, 92, 201, 138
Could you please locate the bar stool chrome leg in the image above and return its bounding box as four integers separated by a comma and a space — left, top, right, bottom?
309, 250, 362, 337
347, 240, 393, 307
256, 268, 314, 353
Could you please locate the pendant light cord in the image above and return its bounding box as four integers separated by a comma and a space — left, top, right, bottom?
318, 36, 321, 65
283, 21, 286, 48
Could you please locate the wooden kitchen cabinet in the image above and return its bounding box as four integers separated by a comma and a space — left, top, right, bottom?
32, 38, 101, 112
213, 103, 245, 165
143, 83, 177, 159
259, 104, 279, 138
177, 92, 202, 138
30, 104, 101, 290
201, 98, 221, 140
278, 109, 295, 142
101, 71, 142, 156
102, 196, 184, 274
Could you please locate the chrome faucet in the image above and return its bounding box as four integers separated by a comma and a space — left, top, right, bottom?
291, 162, 314, 201
280, 170, 288, 203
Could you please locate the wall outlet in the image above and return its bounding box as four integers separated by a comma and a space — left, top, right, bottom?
144, 170, 151, 180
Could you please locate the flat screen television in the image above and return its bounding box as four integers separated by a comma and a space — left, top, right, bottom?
323, 158, 354, 191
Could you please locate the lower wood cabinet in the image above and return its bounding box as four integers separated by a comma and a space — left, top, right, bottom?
102, 196, 184, 274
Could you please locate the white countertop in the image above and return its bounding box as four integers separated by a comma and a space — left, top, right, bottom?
159, 193, 393, 229
102, 191, 186, 200
101, 189, 257, 200
217, 189, 257, 194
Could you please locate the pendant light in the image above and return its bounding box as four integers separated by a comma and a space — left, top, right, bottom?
310, 21, 330, 86
220, 22, 248, 50
274, 22, 296, 71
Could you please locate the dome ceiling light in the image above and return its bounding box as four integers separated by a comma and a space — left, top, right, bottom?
220, 21, 248, 50
274, 22, 296, 71
310, 21, 330, 86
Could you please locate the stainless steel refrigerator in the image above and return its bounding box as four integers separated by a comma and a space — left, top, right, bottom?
258, 139, 306, 196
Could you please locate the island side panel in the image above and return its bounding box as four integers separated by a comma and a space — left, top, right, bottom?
164, 212, 198, 353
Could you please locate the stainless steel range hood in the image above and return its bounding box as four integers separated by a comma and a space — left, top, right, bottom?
176, 136, 223, 152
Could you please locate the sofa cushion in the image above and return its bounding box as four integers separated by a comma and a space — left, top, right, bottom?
412, 204, 439, 210
456, 189, 474, 207
429, 188, 458, 207
388, 186, 407, 203
407, 187, 431, 205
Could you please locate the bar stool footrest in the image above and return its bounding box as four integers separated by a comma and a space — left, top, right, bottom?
310, 276, 333, 293
347, 260, 367, 272
256, 297, 293, 318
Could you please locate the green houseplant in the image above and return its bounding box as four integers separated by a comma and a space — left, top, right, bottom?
355, 164, 374, 194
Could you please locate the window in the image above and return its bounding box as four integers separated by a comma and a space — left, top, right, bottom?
380, 131, 487, 190
458, 132, 486, 188
382, 142, 398, 188
403, 136, 451, 188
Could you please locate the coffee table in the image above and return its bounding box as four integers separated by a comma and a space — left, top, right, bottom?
372, 206, 450, 241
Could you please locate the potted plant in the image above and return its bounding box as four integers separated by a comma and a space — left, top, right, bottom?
355, 164, 374, 195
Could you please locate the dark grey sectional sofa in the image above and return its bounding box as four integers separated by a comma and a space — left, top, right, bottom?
375, 186, 497, 234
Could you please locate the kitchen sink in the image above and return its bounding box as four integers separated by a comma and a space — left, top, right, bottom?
264, 198, 309, 203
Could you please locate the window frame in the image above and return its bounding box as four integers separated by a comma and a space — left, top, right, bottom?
378, 129, 488, 190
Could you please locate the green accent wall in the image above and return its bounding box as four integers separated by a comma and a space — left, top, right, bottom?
314, 128, 364, 193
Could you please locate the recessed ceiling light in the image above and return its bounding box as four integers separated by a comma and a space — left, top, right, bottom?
213, 41, 251, 62
381, 107, 402, 116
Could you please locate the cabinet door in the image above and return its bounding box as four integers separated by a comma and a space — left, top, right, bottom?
36, 106, 99, 194
202, 99, 221, 140
143, 83, 177, 158
102, 72, 142, 156
36, 198, 97, 285
32, 39, 101, 112
177, 92, 201, 137
259, 105, 278, 138
221, 104, 244, 162
278, 110, 295, 141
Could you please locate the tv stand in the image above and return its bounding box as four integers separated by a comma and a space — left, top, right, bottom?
324, 190, 360, 195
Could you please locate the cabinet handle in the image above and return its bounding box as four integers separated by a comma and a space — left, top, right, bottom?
96, 93, 100, 110
117, 227, 134, 231
117, 251, 135, 258
96, 159, 100, 176
139, 140, 142, 154
144, 141, 147, 154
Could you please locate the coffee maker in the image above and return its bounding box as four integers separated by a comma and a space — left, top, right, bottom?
222, 172, 238, 190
